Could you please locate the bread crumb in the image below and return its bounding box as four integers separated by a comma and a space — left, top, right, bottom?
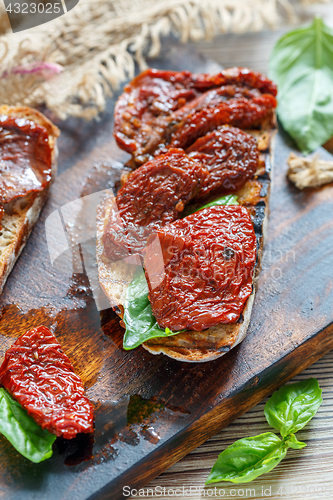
287, 152, 333, 190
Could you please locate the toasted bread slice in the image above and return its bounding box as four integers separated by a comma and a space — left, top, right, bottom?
97, 117, 276, 362
0, 106, 60, 294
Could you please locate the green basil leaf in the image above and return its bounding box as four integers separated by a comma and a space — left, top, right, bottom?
206, 432, 288, 484
285, 433, 306, 450
0, 388, 56, 463
264, 378, 322, 437
196, 194, 239, 211
123, 268, 181, 349
269, 17, 333, 154
186, 194, 238, 216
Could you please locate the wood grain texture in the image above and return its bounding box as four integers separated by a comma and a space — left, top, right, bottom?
137, 351, 333, 500
0, 35, 333, 500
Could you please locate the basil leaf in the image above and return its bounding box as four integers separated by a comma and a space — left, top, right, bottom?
123, 268, 181, 349
196, 194, 238, 211
0, 388, 56, 463
186, 194, 238, 216
285, 434, 306, 450
269, 17, 333, 154
264, 378, 322, 437
206, 432, 288, 484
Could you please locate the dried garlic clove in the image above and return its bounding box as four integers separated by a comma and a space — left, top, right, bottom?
287, 152, 333, 190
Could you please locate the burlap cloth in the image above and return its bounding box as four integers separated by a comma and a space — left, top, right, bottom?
0, 0, 325, 120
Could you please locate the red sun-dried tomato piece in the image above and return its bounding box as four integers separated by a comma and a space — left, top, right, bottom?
114, 68, 277, 162
186, 126, 259, 199
114, 69, 200, 162
0, 326, 94, 439
144, 205, 257, 332
168, 86, 276, 150
189, 67, 277, 96
0, 116, 53, 207
102, 149, 208, 261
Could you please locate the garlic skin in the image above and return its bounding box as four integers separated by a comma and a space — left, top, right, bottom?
287, 152, 333, 190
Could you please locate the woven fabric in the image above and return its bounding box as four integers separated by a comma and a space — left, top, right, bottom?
0, 0, 324, 119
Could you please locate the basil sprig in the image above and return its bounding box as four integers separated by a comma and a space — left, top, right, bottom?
206, 379, 322, 484
123, 268, 181, 350
269, 17, 333, 154
123, 195, 237, 349
0, 388, 56, 463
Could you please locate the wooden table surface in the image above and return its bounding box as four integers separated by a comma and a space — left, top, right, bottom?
133, 4, 333, 499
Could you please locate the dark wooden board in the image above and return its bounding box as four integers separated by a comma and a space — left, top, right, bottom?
1, 42, 333, 500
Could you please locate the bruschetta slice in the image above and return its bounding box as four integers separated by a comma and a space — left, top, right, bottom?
0, 106, 59, 293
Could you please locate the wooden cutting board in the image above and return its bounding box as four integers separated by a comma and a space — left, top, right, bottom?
1, 42, 333, 500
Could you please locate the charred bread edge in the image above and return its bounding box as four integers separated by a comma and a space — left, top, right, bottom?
0, 106, 60, 294
96, 119, 276, 362
142, 292, 255, 362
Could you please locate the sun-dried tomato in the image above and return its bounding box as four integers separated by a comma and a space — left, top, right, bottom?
189, 67, 277, 96
114, 68, 277, 162
168, 86, 276, 149
103, 149, 208, 261
186, 126, 259, 199
0, 326, 94, 439
144, 205, 257, 332
114, 70, 199, 163
0, 115, 52, 208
